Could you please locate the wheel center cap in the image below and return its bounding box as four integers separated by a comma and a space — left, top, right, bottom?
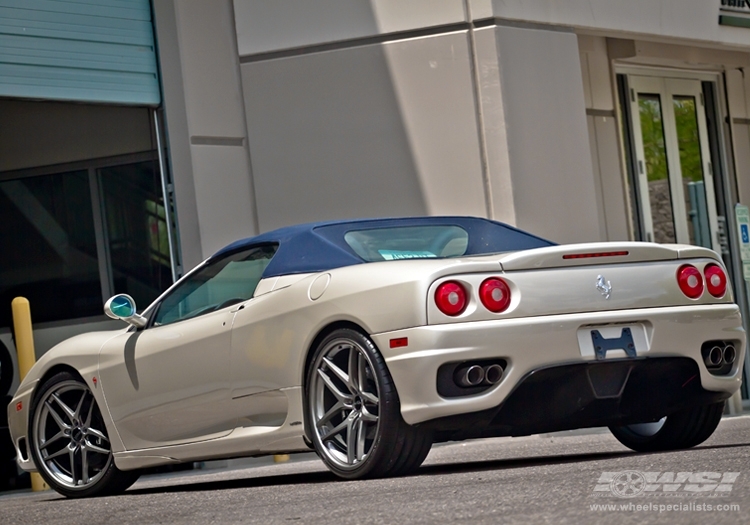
71, 428, 84, 444
353, 397, 363, 411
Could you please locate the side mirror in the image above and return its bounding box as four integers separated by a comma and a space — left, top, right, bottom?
104, 294, 147, 328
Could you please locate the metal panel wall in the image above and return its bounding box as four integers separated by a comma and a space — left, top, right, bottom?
0, 0, 159, 104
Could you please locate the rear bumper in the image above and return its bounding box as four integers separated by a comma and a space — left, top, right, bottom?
371, 304, 744, 426
424, 357, 729, 442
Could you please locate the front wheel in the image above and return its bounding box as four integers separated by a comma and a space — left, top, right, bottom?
29, 371, 139, 498
609, 401, 725, 453
306, 328, 432, 479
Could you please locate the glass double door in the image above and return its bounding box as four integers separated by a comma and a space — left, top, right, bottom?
628, 76, 719, 249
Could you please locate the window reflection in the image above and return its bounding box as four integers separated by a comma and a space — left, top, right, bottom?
0, 171, 102, 325
0, 157, 173, 327
673, 96, 711, 248
639, 94, 676, 243
153, 245, 277, 327
100, 161, 172, 308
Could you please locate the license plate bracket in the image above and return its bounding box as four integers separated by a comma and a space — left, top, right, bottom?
591, 327, 636, 360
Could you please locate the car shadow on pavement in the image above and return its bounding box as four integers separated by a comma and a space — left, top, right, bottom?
418, 441, 750, 478
123, 469, 339, 496
40, 441, 745, 499
418, 450, 636, 477
119, 450, 637, 496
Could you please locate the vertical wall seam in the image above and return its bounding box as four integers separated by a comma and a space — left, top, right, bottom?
228, 0, 261, 236
464, 0, 495, 220
88, 167, 114, 302
612, 68, 639, 242
591, 118, 611, 240
153, 110, 180, 280
152, 0, 203, 270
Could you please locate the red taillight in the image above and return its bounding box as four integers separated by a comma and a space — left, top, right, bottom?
435, 281, 467, 316
677, 264, 703, 299
479, 277, 511, 313
704, 264, 727, 298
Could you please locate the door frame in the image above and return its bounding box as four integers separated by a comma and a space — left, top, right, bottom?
625, 73, 720, 249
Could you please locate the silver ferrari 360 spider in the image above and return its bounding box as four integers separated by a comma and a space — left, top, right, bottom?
7, 216, 745, 497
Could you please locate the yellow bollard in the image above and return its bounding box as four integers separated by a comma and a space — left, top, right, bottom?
11, 297, 49, 492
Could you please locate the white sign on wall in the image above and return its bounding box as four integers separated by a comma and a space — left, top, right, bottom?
720, 0, 750, 28
735, 204, 750, 281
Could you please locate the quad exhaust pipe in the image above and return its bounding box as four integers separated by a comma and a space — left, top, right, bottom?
483, 364, 504, 385
454, 363, 505, 387
704, 345, 723, 367
723, 344, 736, 365
455, 364, 484, 387
703, 343, 736, 368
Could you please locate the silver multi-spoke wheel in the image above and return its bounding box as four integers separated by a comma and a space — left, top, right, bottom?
30, 372, 139, 498
310, 337, 380, 470
306, 329, 432, 480
33, 380, 112, 490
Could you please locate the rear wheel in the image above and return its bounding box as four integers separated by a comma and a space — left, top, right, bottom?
609, 401, 724, 452
30, 371, 139, 498
306, 328, 431, 479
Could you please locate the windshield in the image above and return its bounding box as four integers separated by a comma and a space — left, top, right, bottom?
344, 225, 469, 262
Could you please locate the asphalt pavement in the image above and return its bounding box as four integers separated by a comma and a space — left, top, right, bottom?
1, 415, 749, 525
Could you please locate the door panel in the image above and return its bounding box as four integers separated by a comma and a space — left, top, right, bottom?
228, 288, 310, 426
628, 76, 718, 250
98, 309, 235, 450
97, 244, 279, 449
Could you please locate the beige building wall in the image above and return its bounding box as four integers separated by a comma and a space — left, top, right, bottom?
153, 0, 257, 268
234, 0, 489, 233
233, 0, 466, 55
578, 35, 631, 242
239, 31, 489, 232
474, 0, 750, 48
229, 1, 604, 243
153, 0, 750, 259
489, 23, 602, 243
726, 69, 750, 209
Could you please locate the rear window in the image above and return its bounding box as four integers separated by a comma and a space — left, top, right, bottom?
344, 226, 469, 262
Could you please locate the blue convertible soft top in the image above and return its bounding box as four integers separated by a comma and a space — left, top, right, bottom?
212, 216, 554, 278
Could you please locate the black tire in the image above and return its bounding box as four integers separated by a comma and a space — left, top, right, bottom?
384, 422, 433, 477
306, 328, 432, 479
29, 371, 139, 498
609, 401, 725, 453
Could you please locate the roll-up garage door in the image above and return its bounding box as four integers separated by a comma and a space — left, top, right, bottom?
0, 0, 159, 105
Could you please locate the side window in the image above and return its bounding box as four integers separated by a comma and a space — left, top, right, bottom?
152, 244, 277, 326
